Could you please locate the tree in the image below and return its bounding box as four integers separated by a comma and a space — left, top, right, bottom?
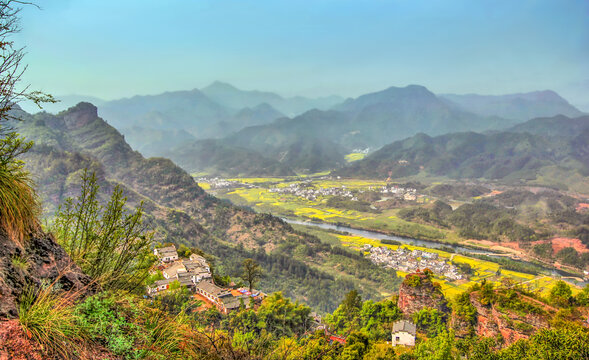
0, 1, 54, 243
575, 285, 589, 306
52, 170, 155, 292
549, 280, 572, 307
413, 307, 447, 338
328, 290, 363, 333
340, 331, 370, 360
242, 258, 262, 292
413, 330, 457, 360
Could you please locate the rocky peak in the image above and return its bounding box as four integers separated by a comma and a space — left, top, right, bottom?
62, 102, 98, 130
397, 270, 449, 317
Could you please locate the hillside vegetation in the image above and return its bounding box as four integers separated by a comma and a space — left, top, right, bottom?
337, 115, 589, 192
16, 103, 403, 312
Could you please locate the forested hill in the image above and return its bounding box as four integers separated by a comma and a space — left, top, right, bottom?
16, 103, 401, 312
337, 115, 589, 192
507, 114, 589, 137
92, 84, 583, 176
163, 139, 297, 177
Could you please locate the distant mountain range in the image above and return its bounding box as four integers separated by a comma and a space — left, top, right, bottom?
24, 82, 584, 176
201, 81, 344, 117
200, 85, 519, 174
337, 115, 589, 192
163, 139, 296, 177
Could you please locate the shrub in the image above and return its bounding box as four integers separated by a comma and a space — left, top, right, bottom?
52, 170, 155, 292
404, 274, 422, 287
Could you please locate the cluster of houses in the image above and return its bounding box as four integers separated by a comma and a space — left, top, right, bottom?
365, 245, 463, 281
268, 182, 357, 201
148, 245, 265, 314
365, 185, 418, 201
267, 182, 419, 202
195, 177, 255, 190
150, 246, 420, 348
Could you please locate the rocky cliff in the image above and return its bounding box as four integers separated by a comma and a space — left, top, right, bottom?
0, 227, 94, 319
469, 291, 551, 346
397, 271, 450, 317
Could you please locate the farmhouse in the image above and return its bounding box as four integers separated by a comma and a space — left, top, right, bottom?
147, 279, 173, 295
189, 254, 210, 270
196, 281, 236, 314
162, 262, 187, 279
154, 245, 179, 263
391, 320, 416, 347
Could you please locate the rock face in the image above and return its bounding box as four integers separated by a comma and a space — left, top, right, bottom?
397, 271, 450, 317
62, 102, 98, 129
469, 292, 550, 346
0, 228, 95, 319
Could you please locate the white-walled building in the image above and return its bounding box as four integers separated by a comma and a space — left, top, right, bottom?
154, 245, 179, 263
392, 320, 416, 347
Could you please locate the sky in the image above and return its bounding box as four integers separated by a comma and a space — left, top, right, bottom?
13, 0, 589, 110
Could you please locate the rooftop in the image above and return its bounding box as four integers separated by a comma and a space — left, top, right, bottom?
197, 281, 231, 297
392, 320, 416, 335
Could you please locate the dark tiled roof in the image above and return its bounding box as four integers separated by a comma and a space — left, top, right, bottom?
157, 246, 178, 256
184, 260, 208, 273
222, 296, 243, 309
197, 281, 229, 297
153, 279, 172, 287
392, 320, 416, 335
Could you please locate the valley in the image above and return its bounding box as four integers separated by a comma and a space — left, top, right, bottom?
2, 2, 589, 358
197, 175, 589, 300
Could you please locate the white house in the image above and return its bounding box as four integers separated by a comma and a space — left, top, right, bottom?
189, 254, 210, 272
392, 320, 416, 347
162, 262, 186, 279
147, 279, 173, 295
154, 245, 179, 263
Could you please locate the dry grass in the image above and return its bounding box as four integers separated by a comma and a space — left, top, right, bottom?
18, 283, 87, 359
0, 166, 39, 244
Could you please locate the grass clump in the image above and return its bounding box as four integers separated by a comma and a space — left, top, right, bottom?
11, 254, 28, 272
18, 285, 86, 358
0, 153, 39, 244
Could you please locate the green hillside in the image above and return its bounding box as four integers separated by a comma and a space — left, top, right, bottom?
16, 103, 401, 312
337, 115, 589, 192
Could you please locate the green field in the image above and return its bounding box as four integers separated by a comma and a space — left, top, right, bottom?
207, 178, 455, 242
345, 152, 367, 162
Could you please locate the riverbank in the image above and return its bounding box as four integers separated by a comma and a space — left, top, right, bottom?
283, 217, 503, 255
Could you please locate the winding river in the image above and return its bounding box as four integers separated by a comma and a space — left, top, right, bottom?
284, 218, 499, 255
284, 218, 587, 285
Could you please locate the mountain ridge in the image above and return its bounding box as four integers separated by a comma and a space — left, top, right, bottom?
15, 102, 401, 312
336, 114, 589, 192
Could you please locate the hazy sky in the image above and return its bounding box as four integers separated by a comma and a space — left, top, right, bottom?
14, 0, 589, 110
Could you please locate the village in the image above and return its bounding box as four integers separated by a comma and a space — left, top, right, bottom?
146, 244, 422, 348
147, 245, 266, 314
365, 245, 464, 281
195, 177, 255, 190
268, 181, 357, 201
268, 181, 419, 202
